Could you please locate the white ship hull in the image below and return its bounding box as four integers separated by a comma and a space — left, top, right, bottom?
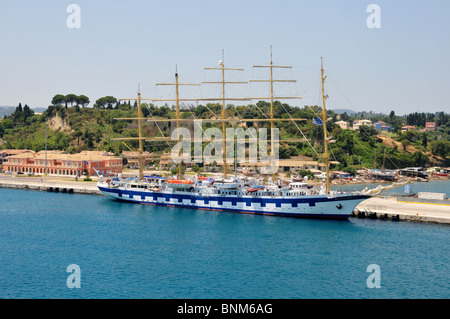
98, 183, 369, 219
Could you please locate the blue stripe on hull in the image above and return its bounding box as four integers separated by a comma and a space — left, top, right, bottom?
98, 186, 369, 219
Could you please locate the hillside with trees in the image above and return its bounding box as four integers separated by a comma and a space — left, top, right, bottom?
1, 94, 449, 170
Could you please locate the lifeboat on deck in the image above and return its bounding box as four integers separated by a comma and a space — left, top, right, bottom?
166, 179, 194, 189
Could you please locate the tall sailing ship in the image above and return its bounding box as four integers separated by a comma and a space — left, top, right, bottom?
97, 53, 371, 219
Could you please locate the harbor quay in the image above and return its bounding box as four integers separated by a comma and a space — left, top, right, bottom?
1, 174, 449, 224
354, 195, 450, 224
0, 175, 101, 195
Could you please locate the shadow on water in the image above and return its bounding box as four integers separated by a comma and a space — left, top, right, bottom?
98, 195, 356, 226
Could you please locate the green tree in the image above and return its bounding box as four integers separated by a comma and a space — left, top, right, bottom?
21, 104, 34, 123
340, 112, 349, 121
430, 140, 450, 158
2, 118, 13, 129
411, 151, 429, 167
51, 94, 65, 106
76, 95, 90, 107
401, 139, 410, 151
335, 129, 355, 155
83, 130, 94, 148
436, 112, 449, 126
389, 110, 395, 119
194, 104, 208, 118
12, 103, 23, 122
358, 125, 377, 142
279, 145, 298, 159
421, 133, 428, 148
74, 130, 83, 147
64, 94, 77, 108
141, 103, 150, 117
95, 96, 117, 109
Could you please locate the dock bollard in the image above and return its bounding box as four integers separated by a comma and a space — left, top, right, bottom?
368, 212, 377, 219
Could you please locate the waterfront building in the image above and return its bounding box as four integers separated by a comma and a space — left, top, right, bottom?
3, 150, 122, 176
0, 149, 35, 165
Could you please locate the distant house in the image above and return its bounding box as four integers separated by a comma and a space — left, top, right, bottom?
122, 151, 153, 167
238, 156, 326, 175
353, 119, 373, 130
374, 121, 392, 132
401, 125, 416, 133
335, 120, 351, 130
156, 152, 194, 170
425, 122, 437, 132
158, 153, 173, 169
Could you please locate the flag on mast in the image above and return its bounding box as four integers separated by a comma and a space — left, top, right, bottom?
93, 168, 101, 177
312, 117, 323, 125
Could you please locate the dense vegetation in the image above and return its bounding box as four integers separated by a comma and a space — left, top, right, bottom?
1, 94, 449, 170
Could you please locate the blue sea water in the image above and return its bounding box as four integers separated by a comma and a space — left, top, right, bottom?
0, 181, 449, 299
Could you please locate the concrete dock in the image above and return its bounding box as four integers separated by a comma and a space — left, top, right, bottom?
354, 196, 450, 224
0, 176, 101, 195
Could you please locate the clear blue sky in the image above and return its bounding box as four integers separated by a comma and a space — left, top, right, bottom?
0, 0, 449, 115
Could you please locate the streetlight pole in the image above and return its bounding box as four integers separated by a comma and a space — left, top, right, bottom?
45, 119, 48, 176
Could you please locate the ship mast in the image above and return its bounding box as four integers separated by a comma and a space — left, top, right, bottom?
137, 88, 144, 180
200, 50, 247, 178
320, 57, 331, 194
113, 74, 199, 181
113, 86, 153, 181
155, 67, 200, 179
111, 53, 306, 180
249, 46, 301, 175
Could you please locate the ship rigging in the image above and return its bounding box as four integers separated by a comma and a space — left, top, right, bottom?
97, 51, 372, 219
